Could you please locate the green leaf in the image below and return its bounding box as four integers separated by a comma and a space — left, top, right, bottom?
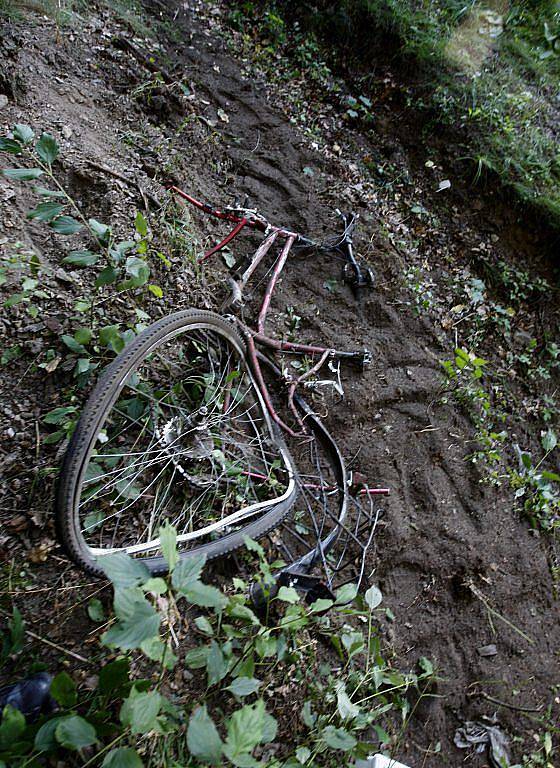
187, 705, 223, 765
98, 552, 150, 588
194, 615, 214, 635
276, 586, 300, 603
63, 250, 99, 267
43, 405, 77, 424
61, 334, 86, 354
335, 682, 360, 720
102, 747, 144, 768
50, 671, 77, 707
89, 218, 111, 246
335, 582, 358, 604
135, 211, 148, 237
142, 577, 168, 595
50, 215, 83, 234
541, 429, 557, 452
34, 718, 62, 751
55, 715, 97, 750
2, 167, 44, 180
36, 133, 59, 164
0, 138, 22, 154
226, 677, 261, 697
27, 201, 65, 222
124, 256, 150, 286
364, 584, 382, 610
98, 658, 130, 694
224, 700, 266, 761
184, 646, 209, 669
103, 593, 160, 651
0, 705, 26, 748
140, 636, 177, 669
183, 581, 228, 611
206, 640, 228, 686
321, 725, 357, 751
95, 266, 119, 288
87, 597, 105, 622
172, 556, 206, 592
13, 124, 34, 144
33, 186, 65, 198
148, 284, 163, 298
120, 688, 161, 735
159, 521, 177, 572
74, 327, 92, 345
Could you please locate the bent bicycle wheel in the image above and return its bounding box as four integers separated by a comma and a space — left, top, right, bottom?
56, 310, 298, 575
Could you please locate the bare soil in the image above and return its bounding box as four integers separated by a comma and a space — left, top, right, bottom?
0, 1, 558, 765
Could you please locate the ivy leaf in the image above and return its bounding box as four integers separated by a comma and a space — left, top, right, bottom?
102, 747, 144, 768
321, 725, 357, 751
34, 718, 62, 752
159, 521, 177, 572
98, 552, 150, 588
55, 715, 97, 750
43, 406, 77, 424
50, 671, 77, 708
124, 256, 150, 286
36, 133, 59, 165
187, 705, 223, 765
171, 555, 206, 592
74, 327, 92, 346
120, 689, 161, 735
89, 218, 111, 246
50, 215, 82, 235
61, 334, 86, 354
13, 124, 35, 144
27, 201, 65, 222
63, 250, 99, 267
2, 167, 44, 180
225, 677, 261, 697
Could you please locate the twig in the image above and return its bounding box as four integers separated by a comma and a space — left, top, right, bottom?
85, 160, 161, 209
24, 628, 90, 665
468, 580, 534, 645
473, 690, 543, 714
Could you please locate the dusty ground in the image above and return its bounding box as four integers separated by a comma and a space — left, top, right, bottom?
0, 1, 559, 765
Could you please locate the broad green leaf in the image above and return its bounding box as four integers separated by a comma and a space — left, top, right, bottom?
50, 215, 82, 234
0, 705, 26, 748
341, 630, 365, 660
261, 711, 278, 742
33, 186, 65, 198
187, 705, 223, 765
63, 250, 98, 267
135, 211, 148, 237
87, 597, 105, 622
95, 265, 119, 288
171, 555, 206, 592
183, 581, 228, 611
2, 167, 44, 180
43, 406, 77, 424
321, 725, 357, 751
102, 747, 144, 768
276, 586, 300, 603
55, 715, 97, 750
335, 583, 358, 605
36, 132, 59, 164
335, 682, 360, 720
224, 700, 266, 761
50, 671, 77, 707
13, 124, 34, 144
159, 521, 177, 572
98, 658, 130, 694
541, 429, 557, 452
27, 201, 65, 222
142, 577, 167, 595
140, 636, 177, 669
194, 615, 214, 635
364, 584, 382, 610
184, 646, 209, 669
74, 327, 92, 345
98, 552, 150, 588
34, 718, 62, 751
61, 334, 86, 354
103, 595, 160, 650
226, 677, 261, 697
120, 689, 161, 735
0, 138, 22, 154
89, 218, 111, 245
124, 256, 150, 286
206, 640, 228, 686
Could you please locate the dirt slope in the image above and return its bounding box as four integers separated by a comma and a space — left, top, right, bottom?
0, 1, 558, 765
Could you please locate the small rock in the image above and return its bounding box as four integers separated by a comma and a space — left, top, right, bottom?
0, 94, 8, 109
62, 125, 73, 139
477, 643, 498, 657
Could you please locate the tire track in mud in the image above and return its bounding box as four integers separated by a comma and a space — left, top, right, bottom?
168, 6, 560, 763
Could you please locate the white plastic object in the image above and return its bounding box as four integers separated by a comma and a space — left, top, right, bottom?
354, 755, 412, 768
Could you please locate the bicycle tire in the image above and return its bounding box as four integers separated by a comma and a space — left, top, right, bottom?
56, 309, 298, 576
